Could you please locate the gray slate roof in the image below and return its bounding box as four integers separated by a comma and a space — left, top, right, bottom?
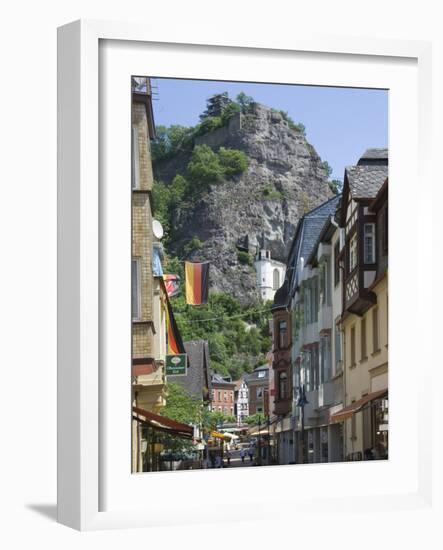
358, 147, 388, 164
345, 165, 388, 200
244, 364, 269, 384
211, 373, 236, 386
275, 194, 341, 306
168, 340, 211, 399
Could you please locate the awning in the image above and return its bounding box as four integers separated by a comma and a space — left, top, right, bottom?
210, 431, 231, 441
329, 389, 388, 424
133, 406, 193, 438
249, 428, 270, 436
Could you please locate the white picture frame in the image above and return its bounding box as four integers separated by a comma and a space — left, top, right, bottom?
58, 19, 435, 531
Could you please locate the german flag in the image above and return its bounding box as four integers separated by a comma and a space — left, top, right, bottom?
165, 294, 186, 355
185, 261, 209, 305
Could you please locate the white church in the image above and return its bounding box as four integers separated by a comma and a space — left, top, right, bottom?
254, 248, 286, 302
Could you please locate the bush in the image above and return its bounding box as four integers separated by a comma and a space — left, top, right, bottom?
184, 236, 203, 255
151, 125, 194, 162
218, 147, 248, 177
194, 116, 223, 137
187, 145, 224, 187
221, 102, 241, 125
237, 251, 253, 266
262, 185, 283, 201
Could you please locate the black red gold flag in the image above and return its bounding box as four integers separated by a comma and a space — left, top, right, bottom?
165, 294, 186, 355
185, 261, 209, 305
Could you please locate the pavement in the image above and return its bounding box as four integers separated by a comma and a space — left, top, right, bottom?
225, 448, 256, 467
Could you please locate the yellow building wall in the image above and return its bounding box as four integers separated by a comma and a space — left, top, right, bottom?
131, 100, 167, 472
343, 275, 388, 457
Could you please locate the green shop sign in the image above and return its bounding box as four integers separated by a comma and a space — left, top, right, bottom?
165, 354, 187, 376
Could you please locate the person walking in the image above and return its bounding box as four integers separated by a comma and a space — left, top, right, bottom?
226, 449, 231, 466
248, 446, 254, 462
240, 448, 246, 463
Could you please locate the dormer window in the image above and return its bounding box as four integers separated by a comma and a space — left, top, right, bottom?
349, 233, 357, 272
364, 223, 376, 263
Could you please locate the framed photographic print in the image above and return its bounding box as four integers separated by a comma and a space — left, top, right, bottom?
58, 19, 434, 531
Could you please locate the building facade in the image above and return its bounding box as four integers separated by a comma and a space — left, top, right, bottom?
234, 378, 249, 424
211, 374, 236, 417
131, 77, 168, 472
245, 364, 270, 415
330, 153, 388, 460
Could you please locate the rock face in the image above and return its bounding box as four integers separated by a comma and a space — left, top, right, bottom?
154, 103, 334, 305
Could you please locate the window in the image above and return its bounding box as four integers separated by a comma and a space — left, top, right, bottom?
382, 207, 388, 253
273, 268, 280, 290
312, 346, 319, 390
218, 391, 222, 401
278, 320, 287, 348
132, 259, 141, 320
349, 233, 357, 272
364, 223, 376, 263
372, 306, 379, 352
258, 370, 266, 378
350, 325, 356, 366
131, 126, 140, 189
334, 324, 342, 372
279, 371, 288, 400
257, 387, 263, 399
334, 241, 340, 286
361, 317, 367, 360
320, 335, 331, 384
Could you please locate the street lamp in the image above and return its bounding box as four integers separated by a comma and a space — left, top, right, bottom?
296, 384, 308, 463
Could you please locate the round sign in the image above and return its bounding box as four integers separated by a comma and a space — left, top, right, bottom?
171, 356, 181, 365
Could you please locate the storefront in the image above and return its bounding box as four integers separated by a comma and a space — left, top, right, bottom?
329, 389, 388, 460
132, 406, 194, 471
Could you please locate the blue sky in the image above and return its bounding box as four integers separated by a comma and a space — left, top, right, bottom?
150, 78, 388, 181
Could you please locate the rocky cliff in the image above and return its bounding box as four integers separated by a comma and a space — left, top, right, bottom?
154, 103, 334, 305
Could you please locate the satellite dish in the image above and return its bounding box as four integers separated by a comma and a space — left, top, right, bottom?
152, 219, 164, 240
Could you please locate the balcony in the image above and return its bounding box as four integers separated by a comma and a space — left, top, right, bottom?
274, 397, 292, 416
131, 76, 152, 94
344, 268, 376, 316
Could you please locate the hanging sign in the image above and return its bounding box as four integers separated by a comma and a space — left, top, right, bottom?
165, 354, 187, 376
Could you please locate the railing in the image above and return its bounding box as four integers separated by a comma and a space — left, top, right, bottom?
132, 76, 151, 95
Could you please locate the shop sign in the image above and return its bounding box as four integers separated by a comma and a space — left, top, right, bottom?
166, 354, 187, 376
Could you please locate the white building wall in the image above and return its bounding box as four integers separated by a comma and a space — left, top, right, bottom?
236, 381, 249, 424
254, 250, 286, 301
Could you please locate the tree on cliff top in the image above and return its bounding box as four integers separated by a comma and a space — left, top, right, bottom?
200, 92, 232, 119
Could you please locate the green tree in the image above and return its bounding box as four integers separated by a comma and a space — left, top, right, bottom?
218, 147, 248, 177
322, 160, 333, 179
245, 412, 266, 425
221, 101, 241, 125
329, 179, 343, 195
160, 383, 201, 425
151, 125, 193, 162
236, 92, 254, 112
194, 116, 223, 137
186, 144, 224, 188
201, 92, 232, 119
203, 410, 236, 431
